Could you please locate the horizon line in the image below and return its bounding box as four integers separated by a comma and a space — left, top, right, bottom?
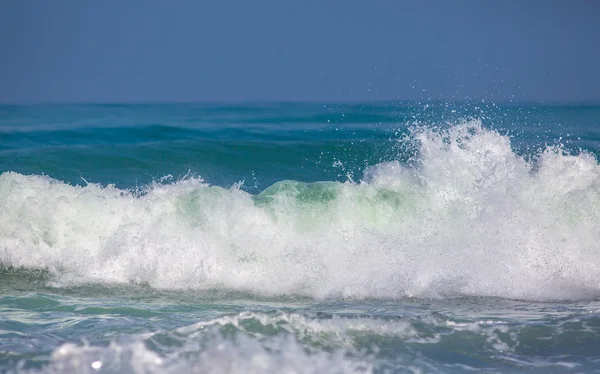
1, 98, 600, 106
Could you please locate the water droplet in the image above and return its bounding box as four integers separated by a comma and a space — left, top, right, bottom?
91, 361, 103, 370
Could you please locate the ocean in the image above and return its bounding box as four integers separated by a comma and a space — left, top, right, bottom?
1, 102, 600, 373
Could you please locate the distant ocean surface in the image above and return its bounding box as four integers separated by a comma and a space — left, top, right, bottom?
2, 102, 600, 373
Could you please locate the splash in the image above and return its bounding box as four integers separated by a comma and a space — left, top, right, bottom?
2, 121, 600, 300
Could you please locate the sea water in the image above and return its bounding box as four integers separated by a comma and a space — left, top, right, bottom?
1, 102, 600, 373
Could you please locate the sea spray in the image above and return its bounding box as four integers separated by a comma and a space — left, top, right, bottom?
2, 121, 600, 300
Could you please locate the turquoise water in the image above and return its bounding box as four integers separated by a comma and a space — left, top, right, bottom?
2, 102, 600, 373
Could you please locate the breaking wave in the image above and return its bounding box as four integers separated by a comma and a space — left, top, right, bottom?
2, 121, 600, 300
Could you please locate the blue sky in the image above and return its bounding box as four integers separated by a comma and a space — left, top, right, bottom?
1, 0, 598, 103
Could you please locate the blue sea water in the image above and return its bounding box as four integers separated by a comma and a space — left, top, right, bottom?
1, 102, 600, 373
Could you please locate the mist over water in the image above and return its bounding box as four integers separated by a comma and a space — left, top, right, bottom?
2, 103, 600, 373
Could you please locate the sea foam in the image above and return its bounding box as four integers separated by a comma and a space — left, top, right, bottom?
21, 334, 372, 374
2, 121, 600, 300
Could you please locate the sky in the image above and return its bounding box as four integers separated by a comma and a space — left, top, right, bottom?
1, 0, 599, 103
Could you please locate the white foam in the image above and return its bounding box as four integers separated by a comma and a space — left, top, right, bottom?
2, 120, 600, 300
21, 334, 372, 374
177, 311, 420, 345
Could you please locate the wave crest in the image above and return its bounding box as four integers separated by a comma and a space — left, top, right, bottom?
2, 121, 600, 300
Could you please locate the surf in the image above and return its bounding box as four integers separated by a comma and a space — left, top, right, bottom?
2, 120, 600, 301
